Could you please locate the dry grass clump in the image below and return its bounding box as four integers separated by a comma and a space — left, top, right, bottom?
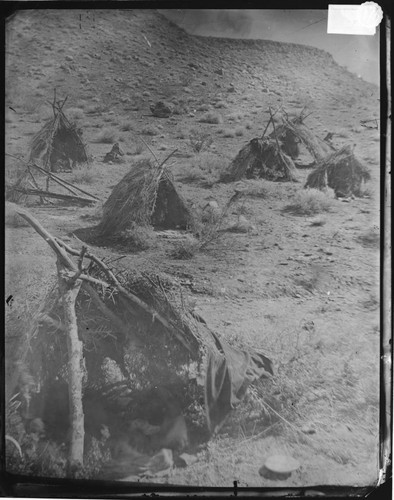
197, 104, 211, 112
310, 217, 327, 227
131, 143, 146, 156
69, 164, 95, 184
170, 235, 200, 260
175, 128, 188, 140
66, 107, 84, 120
141, 124, 160, 136
235, 126, 245, 137
227, 112, 243, 122
198, 112, 223, 125
172, 103, 189, 116
171, 214, 223, 260
120, 121, 134, 132
85, 104, 104, 115
170, 192, 238, 259
222, 128, 236, 138
180, 152, 228, 186
214, 101, 227, 109
92, 127, 118, 144
188, 130, 213, 153
286, 188, 334, 215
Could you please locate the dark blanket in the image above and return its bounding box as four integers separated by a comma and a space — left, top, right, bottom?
205, 331, 274, 433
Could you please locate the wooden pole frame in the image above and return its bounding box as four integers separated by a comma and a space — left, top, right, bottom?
16, 209, 85, 476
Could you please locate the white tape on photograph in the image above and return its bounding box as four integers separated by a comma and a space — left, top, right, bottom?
328, 2, 383, 35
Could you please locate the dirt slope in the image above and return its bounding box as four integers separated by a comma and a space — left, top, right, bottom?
5, 9, 381, 487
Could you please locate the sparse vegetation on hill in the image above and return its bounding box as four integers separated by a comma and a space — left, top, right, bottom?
5, 7, 380, 488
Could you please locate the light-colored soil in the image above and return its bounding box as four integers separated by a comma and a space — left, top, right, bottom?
5, 9, 381, 487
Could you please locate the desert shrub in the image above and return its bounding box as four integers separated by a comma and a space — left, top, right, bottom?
66, 107, 84, 120
222, 129, 236, 138
141, 124, 159, 136
120, 120, 134, 132
191, 203, 229, 249
117, 223, 156, 250
179, 73, 194, 87
173, 104, 189, 115
175, 128, 188, 140
92, 127, 118, 144
198, 112, 223, 125
197, 104, 211, 112
171, 211, 224, 260
85, 104, 104, 115
188, 130, 213, 153
310, 217, 327, 227
170, 235, 200, 260
244, 120, 253, 130
131, 142, 145, 155
227, 112, 243, 122
214, 101, 227, 109
286, 188, 334, 215
17, 98, 42, 115
171, 193, 238, 259
69, 164, 95, 184
181, 152, 228, 185
235, 126, 245, 136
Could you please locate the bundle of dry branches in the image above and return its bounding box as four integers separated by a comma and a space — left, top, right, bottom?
305, 145, 371, 197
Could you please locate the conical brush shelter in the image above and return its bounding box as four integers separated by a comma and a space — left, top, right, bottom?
305, 145, 371, 197
99, 157, 192, 236
29, 92, 88, 172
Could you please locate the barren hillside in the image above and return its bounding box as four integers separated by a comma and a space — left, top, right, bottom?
5, 9, 381, 488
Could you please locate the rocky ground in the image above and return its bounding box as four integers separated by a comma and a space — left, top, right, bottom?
5, 9, 381, 488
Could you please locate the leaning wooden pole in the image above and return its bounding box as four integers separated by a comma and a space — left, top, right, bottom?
16, 209, 85, 476
56, 260, 84, 477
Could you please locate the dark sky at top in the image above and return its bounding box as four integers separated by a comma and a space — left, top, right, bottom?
161, 10, 380, 85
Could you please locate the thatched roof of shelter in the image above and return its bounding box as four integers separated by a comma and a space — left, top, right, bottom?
221, 137, 299, 183
272, 114, 334, 162
99, 158, 192, 236
305, 145, 371, 197
11, 262, 273, 458
29, 95, 87, 171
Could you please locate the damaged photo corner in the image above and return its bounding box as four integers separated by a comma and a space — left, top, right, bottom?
2, 2, 390, 497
